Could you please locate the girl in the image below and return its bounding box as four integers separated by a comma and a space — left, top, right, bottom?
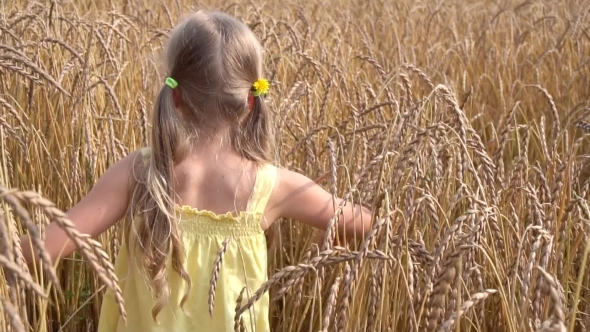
21, 10, 372, 332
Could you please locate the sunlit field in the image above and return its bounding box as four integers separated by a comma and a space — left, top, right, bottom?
1, 0, 590, 331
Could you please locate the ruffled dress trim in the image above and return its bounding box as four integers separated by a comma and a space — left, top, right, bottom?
174, 205, 264, 237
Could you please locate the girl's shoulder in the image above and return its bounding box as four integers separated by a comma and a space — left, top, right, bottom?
263, 166, 327, 217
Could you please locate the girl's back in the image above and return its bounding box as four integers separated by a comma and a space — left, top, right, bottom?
172, 146, 261, 218
99, 147, 276, 332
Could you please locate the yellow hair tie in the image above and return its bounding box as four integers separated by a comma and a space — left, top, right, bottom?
251, 78, 269, 97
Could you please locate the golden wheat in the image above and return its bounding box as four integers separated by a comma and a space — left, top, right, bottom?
1, 0, 590, 331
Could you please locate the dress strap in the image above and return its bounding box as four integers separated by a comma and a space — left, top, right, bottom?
140, 147, 151, 167
247, 163, 278, 215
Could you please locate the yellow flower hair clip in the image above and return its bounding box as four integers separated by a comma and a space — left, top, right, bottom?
251, 78, 270, 97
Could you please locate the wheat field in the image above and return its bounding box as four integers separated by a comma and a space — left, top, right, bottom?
1, 0, 590, 331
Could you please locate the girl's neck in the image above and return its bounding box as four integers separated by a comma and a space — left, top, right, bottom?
185, 128, 241, 160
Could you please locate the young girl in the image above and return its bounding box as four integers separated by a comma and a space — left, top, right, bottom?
21, 10, 372, 332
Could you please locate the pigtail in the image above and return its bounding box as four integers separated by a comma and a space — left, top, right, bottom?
239, 93, 272, 162
234, 75, 274, 163
127, 83, 192, 323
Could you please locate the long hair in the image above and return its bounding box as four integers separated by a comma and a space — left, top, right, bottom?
125, 10, 274, 322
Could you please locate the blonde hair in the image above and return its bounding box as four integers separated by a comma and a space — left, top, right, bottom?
125, 10, 273, 321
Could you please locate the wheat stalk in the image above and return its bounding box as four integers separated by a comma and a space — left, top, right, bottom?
426, 244, 473, 332
438, 289, 498, 332
7, 189, 127, 323
0, 188, 60, 291
537, 267, 566, 332
209, 236, 232, 317
320, 276, 341, 332
0, 254, 46, 298
0, 298, 25, 332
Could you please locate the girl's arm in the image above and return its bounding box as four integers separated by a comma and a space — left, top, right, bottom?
266, 168, 373, 241
21, 150, 141, 268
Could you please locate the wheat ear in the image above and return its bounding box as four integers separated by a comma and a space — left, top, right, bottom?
438, 289, 498, 332
209, 236, 232, 317
0, 298, 25, 332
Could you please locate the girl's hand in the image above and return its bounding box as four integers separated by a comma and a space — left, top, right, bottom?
21, 150, 141, 268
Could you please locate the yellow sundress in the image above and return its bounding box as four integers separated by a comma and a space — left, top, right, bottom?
97, 147, 275, 332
